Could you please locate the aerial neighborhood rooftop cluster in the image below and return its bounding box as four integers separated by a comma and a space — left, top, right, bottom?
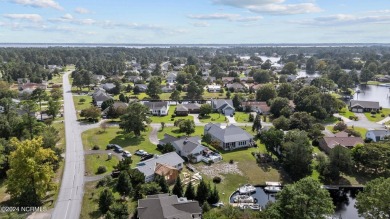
0, 46, 390, 219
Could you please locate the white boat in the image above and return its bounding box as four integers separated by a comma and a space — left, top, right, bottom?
264, 185, 281, 193
233, 195, 254, 203
238, 184, 256, 194
249, 204, 261, 211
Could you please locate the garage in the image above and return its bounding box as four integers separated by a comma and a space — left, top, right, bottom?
351, 107, 363, 113
223, 107, 234, 116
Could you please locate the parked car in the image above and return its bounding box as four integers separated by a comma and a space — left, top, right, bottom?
140, 154, 154, 161
122, 151, 132, 158
112, 144, 123, 153
135, 149, 148, 156
106, 144, 115, 149
111, 170, 120, 178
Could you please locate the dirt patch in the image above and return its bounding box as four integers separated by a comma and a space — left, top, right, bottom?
198, 162, 243, 180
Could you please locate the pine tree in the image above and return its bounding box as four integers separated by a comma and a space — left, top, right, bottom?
202, 202, 211, 213
99, 189, 114, 213
157, 175, 169, 193
184, 181, 195, 200
116, 171, 132, 196
196, 180, 209, 205
252, 114, 262, 133
172, 176, 183, 197
207, 184, 220, 205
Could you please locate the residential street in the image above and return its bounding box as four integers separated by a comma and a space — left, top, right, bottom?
51, 71, 85, 219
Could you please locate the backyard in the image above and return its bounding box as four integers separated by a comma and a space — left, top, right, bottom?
157, 126, 205, 139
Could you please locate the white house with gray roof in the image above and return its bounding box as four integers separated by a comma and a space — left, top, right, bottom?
143, 101, 170, 116
160, 134, 206, 162
211, 99, 235, 116
204, 123, 254, 151
366, 129, 390, 142
136, 152, 184, 182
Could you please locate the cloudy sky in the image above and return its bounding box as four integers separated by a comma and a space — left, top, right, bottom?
0, 0, 390, 43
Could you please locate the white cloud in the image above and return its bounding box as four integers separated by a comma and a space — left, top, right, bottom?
10, 0, 63, 10
75, 7, 91, 14
3, 14, 43, 23
188, 13, 262, 22
295, 14, 390, 26
212, 0, 321, 15
191, 22, 210, 27
49, 14, 96, 25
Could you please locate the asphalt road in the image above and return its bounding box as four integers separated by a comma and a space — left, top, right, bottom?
51, 71, 84, 219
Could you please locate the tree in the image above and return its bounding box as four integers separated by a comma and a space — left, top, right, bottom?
115, 158, 132, 171
276, 83, 294, 99
352, 143, 390, 174
207, 184, 219, 205
6, 137, 57, 206
172, 176, 183, 197
270, 97, 290, 117
282, 130, 313, 180
355, 177, 390, 219
109, 203, 129, 219
31, 88, 47, 121
273, 115, 290, 130
146, 77, 162, 99
47, 98, 61, 119
141, 182, 161, 196
119, 102, 151, 136
100, 120, 109, 132
252, 114, 262, 133
119, 93, 127, 103
41, 126, 60, 149
101, 99, 114, 111
50, 88, 62, 100
280, 62, 297, 75
133, 85, 141, 95
360, 68, 374, 84
306, 57, 317, 74
267, 177, 334, 219
116, 171, 132, 196
184, 181, 196, 200
253, 70, 271, 83
170, 90, 181, 104
196, 179, 209, 205
259, 128, 284, 155
232, 94, 243, 109
328, 145, 354, 179
72, 72, 84, 91
156, 175, 169, 193
256, 84, 276, 101
199, 104, 212, 116
178, 119, 195, 135
187, 81, 203, 99
80, 106, 101, 122
99, 189, 114, 213
289, 112, 315, 131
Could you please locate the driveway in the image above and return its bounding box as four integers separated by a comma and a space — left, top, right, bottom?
345, 113, 385, 130
189, 114, 201, 125
149, 124, 160, 145
226, 115, 237, 124
51, 71, 85, 219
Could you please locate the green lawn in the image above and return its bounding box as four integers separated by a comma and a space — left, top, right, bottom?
49, 74, 64, 84
366, 81, 381, 85
82, 127, 159, 165
73, 95, 93, 111
326, 125, 367, 137
150, 106, 192, 123
85, 154, 120, 176
157, 126, 205, 139
234, 111, 251, 123
364, 108, 390, 122
202, 91, 227, 99
199, 113, 226, 123
339, 107, 355, 119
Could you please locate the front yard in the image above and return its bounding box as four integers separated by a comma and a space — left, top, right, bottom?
234, 111, 251, 123
149, 106, 193, 123
157, 126, 205, 139
339, 107, 355, 119
364, 108, 390, 122
199, 113, 226, 123
85, 154, 120, 176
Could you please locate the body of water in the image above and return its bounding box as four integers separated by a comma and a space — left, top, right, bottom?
229, 186, 362, 218
353, 84, 390, 108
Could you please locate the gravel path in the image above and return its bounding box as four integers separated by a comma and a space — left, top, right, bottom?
198, 162, 243, 180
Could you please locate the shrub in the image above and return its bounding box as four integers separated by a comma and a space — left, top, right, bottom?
96, 175, 113, 188
381, 114, 385, 117
171, 114, 176, 118
333, 122, 347, 132
211, 118, 215, 121
229, 159, 234, 164
213, 176, 222, 184
92, 145, 100, 150
371, 110, 377, 115
79, 98, 86, 103
348, 116, 354, 120
97, 166, 107, 174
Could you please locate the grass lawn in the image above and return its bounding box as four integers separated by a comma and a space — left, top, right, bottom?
234, 111, 251, 123
364, 108, 390, 122
81, 181, 137, 219
325, 125, 367, 137
199, 113, 226, 123
339, 107, 355, 119
322, 116, 339, 125
82, 127, 159, 166
85, 154, 120, 176
366, 81, 381, 85
150, 106, 192, 123
202, 91, 227, 99
49, 74, 64, 84
73, 95, 93, 119
157, 126, 205, 139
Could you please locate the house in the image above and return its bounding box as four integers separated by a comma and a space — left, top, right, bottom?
175, 103, 201, 116
207, 85, 221, 93
318, 134, 364, 153
241, 101, 270, 114
92, 89, 112, 107
135, 152, 184, 182
226, 83, 246, 92
211, 99, 235, 116
161, 85, 175, 93
128, 76, 143, 83
137, 194, 202, 219
240, 77, 254, 83
134, 84, 148, 92
349, 100, 380, 112
166, 72, 177, 83
250, 83, 263, 91
101, 101, 128, 116
204, 123, 254, 151
366, 130, 390, 142
93, 75, 106, 83
222, 77, 235, 84
160, 134, 206, 162
101, 83, 116, 91
202, 76, 216, 83
19, 82, 47, 91
143, 101, 170, 116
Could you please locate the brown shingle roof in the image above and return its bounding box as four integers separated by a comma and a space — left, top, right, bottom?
322, 136, 364, 149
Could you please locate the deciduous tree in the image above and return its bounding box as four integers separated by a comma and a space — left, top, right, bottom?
119, 103, 151, 136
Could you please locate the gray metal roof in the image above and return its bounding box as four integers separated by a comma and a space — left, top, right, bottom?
204, 123, 253, 143
138, 194, 201, 219
136, 152, 184, 178
212, 99, 234, 110
143, 101, 169, 110
172, 137, 204, 155
368, 129, 390, 136
350, 100, 380, 109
